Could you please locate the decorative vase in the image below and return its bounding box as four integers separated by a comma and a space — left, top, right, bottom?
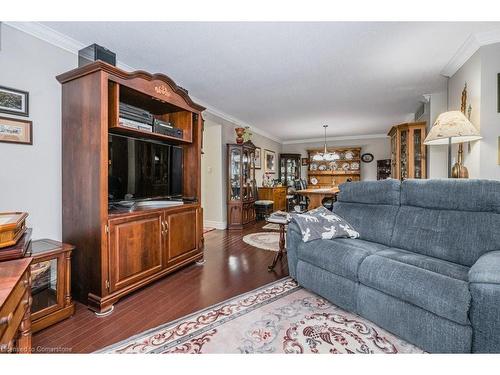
235, 127, 245, 144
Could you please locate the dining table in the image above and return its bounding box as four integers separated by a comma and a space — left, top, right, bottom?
296, 187, 340, 209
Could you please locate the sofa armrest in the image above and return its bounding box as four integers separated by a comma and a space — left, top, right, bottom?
469, 251, 500, 284
286, 221, 302, 279
469, 250, 500, 352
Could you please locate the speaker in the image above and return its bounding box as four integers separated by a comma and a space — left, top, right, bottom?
78, 44, 116, 67
170, 146, 184, 197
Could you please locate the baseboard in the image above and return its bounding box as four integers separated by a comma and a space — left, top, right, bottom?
203, 220, 227, 230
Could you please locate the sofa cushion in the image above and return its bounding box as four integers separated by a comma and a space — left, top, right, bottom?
332, 180, 401, 247
336, 179, 401, 206
391, 179, 500, 267
375, 248, 469, 281
359, 249, 471, 325
401, 179, 500, 214
391, 205, 500, 267
298, 238, 388, 282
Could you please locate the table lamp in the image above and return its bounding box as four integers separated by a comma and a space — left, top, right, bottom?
424, 111, 482, 178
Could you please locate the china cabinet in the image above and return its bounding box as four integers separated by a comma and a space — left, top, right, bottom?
227, 141, 257, 229
306, 147, 361, 189
388, 122, 427, 180
279, 154, 301, 187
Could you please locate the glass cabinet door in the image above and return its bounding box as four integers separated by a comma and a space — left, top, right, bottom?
249, 150, 256, 199
400, 129, 408, 180
242, 149, 250, 201
287, 158, 297, 186
413, 128, 423, 179
31, 257, 58, 314
230, 147, 241, 201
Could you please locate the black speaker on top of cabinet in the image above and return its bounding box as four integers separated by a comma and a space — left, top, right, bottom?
78, 44, 116, 67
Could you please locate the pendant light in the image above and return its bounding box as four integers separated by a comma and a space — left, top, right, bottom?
312, 124, 334, 161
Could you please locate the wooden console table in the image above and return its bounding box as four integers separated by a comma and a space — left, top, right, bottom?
296, 187, 339, 210
0, 258, 32, 353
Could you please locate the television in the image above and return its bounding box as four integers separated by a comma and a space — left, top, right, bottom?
108, 134, 183, 202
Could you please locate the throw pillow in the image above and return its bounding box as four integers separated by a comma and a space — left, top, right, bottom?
290, 206, 359, 242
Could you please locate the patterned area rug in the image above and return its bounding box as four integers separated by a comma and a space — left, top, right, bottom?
98, 278, 423, 354
262, 223, 280, 231
242, 232, 280, 251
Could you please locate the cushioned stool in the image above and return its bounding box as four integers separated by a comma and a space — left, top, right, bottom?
255, 200, 274, 220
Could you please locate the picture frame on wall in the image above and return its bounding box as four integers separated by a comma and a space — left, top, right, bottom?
0, 85, 29, 117
0, 116, 33, 145
301, 157, 309, 166
264, 149, 276, 174
254, 147, 262, 169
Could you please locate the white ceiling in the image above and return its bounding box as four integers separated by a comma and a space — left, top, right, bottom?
41, 22, 500, 141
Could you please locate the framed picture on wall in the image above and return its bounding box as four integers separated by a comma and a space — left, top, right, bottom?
301, 157, 309, 166
254, 147, 262, 169
0, 116, 33, 145
264, 149, 276, 174
0, 85, 29, 117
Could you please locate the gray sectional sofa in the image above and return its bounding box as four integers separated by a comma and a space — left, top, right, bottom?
286, 179, 500, 353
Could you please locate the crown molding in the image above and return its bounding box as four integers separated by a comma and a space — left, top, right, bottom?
4, 21, 282, 143
194, 100, 282, 143
441, 29, 500, 77
282, 133, 388, 145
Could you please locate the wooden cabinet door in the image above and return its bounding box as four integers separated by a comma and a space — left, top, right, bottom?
108, 212, 163, 292
273, 188, 286, 211
164, 208, 199, 268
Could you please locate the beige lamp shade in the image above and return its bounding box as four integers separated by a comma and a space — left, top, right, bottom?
424, 110, 482, 145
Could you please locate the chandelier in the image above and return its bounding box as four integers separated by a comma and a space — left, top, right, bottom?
312, 124, 335, 161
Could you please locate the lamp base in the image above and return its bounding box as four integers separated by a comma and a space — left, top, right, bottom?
451, 163, 469, 178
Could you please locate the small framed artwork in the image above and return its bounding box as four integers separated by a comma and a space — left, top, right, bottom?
0, 116, 33, 145
264, 149, 276, 174
301, 157, 309, 166
254, 147, 262, 169
0, 86, 29, 117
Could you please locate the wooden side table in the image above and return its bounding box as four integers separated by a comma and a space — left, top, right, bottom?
266, 216, 290, 272
26, 239, 75, 333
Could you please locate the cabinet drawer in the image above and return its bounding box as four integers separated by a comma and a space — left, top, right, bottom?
0, 289, 29, 346
0, 274, 28, 339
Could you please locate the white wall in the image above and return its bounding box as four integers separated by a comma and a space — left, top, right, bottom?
479, 43, 500, 180
426, 92, 449, 178
447, 49, 482, 178
0, 24, 75, 240
282, 137, 391, 181
201, 121, 225, 228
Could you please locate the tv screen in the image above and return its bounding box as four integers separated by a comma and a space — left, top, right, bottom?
108, 134, 183, 202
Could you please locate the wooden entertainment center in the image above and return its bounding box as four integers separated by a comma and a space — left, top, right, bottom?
57, 62, 205, 314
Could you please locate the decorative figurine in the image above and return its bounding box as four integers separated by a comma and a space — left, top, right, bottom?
235, 127, 245, 144
243, 126, 253, 143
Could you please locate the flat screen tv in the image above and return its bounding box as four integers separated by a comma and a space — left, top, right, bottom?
108, 134, 183, 202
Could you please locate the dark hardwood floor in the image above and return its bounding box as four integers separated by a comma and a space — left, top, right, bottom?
32, 221, 288, 353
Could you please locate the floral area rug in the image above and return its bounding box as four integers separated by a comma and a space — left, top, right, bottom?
242, 232, 281, 251
98, 278, 423, 354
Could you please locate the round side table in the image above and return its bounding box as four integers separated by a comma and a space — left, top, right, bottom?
266, 216, 290, 272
